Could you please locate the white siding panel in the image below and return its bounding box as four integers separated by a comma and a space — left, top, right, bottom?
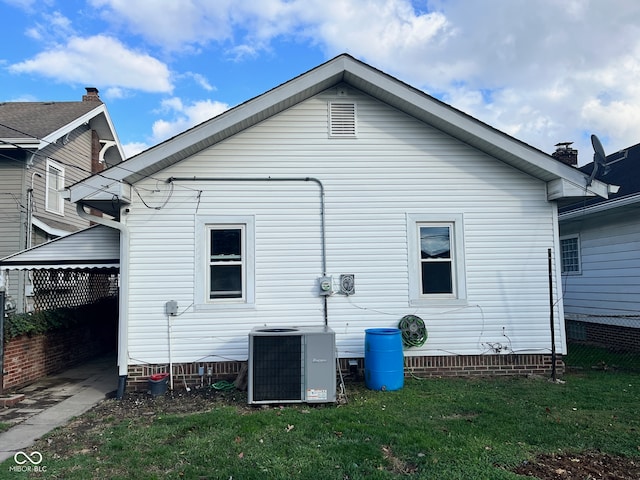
562, 211, 640, 317
125, 89, 562, 365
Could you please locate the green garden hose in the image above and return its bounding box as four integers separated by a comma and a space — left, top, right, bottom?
211, 380, 236, 391
398, 315, 427, 348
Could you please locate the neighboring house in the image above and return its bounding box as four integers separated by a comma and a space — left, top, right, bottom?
558, 142, 640, 351
1, 55, 615, 392
0, 88, 125, 313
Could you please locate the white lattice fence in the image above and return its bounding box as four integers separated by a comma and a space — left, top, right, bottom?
31, 269, 118, 311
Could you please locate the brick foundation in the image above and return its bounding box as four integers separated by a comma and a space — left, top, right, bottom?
126, 353, 563, 392
403, 353, 563, 377
567, 319, 640, 352
3, 321, 116, 391
126, 360, 246, 392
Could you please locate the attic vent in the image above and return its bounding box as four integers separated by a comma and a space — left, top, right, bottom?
329, 102, 356, 138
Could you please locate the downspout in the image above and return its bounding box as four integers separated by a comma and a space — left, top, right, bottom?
167, 176, 328, 325
76, 203, 130, 399
0, 280, 5, 395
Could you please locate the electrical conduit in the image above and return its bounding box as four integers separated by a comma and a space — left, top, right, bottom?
167, 176, 329, 325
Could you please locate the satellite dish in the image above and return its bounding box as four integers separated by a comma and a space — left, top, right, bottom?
591, 134, 606, 161
588, 134, 610, 185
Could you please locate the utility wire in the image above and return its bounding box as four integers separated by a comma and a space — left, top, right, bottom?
0, 121, 200, 210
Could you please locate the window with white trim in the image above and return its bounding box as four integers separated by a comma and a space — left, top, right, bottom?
195, 216, 255, 309
419, 224, 455, 295
560, 235, 581, 274
207, 225, 245, 300
45, 159, 65, 215
407, 214, 467, 305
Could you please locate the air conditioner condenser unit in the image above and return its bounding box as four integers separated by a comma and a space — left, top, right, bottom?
248, 326, 336, 405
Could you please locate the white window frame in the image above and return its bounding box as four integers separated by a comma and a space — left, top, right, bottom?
207, 224, 245, 301
560, 234, 581, 275
407, 213, 467, 306
45, 159, 65, 215
194, 215, 255, 310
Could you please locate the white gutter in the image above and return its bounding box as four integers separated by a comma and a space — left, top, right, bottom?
559, 193, 640, 221
31, 217, 74, 238
76, 204, 129, 384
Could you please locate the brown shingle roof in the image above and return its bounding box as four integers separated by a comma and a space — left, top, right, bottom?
0, 101, 101, 140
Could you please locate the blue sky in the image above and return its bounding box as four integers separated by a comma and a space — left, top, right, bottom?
2, 0, 640, 164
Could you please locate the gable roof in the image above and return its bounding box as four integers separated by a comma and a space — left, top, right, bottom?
68, 54, 613, 217
560, 142, 640, 219
0, 96, 124, 160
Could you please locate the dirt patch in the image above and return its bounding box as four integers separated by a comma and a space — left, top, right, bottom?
36, 388, 640, 479
510, 451, 640, 479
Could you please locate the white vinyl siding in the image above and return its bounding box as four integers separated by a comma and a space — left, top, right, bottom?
45, 159, 65, 215
561, 212, 640, 320
124, 88, 562, 365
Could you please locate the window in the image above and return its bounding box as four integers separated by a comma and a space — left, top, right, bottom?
45, 159, 65, 215
195, 216, 255, 309
208, 226, 245, 300
407, 214, 467, 305
419, 224, 454, 295
560, 235, 581, 274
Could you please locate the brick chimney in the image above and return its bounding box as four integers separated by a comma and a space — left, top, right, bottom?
82, 87, 101, 102
552, 142, 578, 166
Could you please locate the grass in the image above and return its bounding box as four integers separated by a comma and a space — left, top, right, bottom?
1, 366, 638, 479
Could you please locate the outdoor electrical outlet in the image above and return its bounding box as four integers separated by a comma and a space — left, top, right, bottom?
198, 366, 205, 376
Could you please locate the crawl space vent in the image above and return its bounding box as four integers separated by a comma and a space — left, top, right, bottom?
329, 102, 356, 137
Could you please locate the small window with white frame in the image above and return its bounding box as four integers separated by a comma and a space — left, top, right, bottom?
419, 224, 455, 295
207, 225, 245, 301
195, 215, 255, 309
560, 235, 581, 274
407, 214, 467, 305
45, 159, 65, 215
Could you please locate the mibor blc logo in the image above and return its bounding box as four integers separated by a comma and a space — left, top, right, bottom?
9, 451, 47, 473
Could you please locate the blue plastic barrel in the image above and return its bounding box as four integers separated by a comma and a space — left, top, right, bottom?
364, 328, 404, 391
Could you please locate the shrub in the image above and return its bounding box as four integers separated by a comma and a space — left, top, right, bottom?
3, 297, 117, 341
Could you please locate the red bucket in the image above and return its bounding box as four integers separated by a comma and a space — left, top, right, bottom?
149, 373, 169, 396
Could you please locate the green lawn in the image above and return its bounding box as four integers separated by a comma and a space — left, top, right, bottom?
1, 367, 637, 479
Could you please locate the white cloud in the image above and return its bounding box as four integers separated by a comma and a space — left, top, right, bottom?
103, 87, 128, 100
150, 98, 230, 143
122, 141, 149, 158
9, 35, 173, 93
187, 72, 214, 92
89, 0, 238, 51
12, 0, 640, 163
2, 0, 40, 10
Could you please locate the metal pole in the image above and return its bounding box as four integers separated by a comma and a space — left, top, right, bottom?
0, 290, 5, 395
548, 248, 557, 382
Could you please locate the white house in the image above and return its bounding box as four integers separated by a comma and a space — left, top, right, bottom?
4, 55, 615, 393
559, 142, 640, 351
